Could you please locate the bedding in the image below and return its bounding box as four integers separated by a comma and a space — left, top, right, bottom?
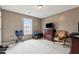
6, 39, 70, 54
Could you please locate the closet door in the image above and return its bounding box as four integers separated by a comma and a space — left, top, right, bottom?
0, 9, 1, 44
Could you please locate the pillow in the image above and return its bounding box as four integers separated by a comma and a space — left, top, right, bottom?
53, 37, 64, 44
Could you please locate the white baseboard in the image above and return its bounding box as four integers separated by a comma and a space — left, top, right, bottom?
2, 40, 16, 46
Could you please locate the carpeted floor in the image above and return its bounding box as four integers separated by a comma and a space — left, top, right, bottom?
6, 39, 70, 54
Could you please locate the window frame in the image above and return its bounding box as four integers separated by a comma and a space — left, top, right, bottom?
23, 18, 32, 35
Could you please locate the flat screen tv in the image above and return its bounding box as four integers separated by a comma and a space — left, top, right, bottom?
46, 23, 54, 28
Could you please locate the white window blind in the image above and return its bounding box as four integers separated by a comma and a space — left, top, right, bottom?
23, 18, 32, 35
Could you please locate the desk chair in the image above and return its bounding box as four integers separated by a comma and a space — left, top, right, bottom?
15, 30, 24, 43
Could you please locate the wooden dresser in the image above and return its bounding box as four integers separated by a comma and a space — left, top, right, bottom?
44, 28, 56, 41
69, 33, 79, 54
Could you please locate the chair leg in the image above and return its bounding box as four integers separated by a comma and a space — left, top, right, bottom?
63, 42, 66, 47
15, 37, 24, 43
63, 38, 66, 47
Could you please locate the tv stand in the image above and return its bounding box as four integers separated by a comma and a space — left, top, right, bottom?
44, 28, 56, 41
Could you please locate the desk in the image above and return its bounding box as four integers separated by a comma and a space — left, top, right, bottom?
69, 34, 79, 54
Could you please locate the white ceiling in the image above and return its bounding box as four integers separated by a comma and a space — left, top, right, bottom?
1, 5, 79, 18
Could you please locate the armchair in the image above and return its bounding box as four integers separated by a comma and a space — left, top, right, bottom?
32, 32, 43, 39
54, 30, 68, 46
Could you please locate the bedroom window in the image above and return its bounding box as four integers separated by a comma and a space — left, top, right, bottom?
23, 18, 32, 35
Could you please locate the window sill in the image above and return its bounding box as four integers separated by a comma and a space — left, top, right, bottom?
24, 34, 32, 35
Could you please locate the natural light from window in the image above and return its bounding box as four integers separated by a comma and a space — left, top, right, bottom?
23, 18, 32, 35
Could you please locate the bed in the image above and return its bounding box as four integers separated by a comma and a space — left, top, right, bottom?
6, 39, 70, 54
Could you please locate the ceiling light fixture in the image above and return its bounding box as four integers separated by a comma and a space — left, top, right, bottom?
37, 5, 43, 9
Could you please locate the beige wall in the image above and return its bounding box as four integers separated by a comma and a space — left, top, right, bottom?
41, 7, 79, 33
2, 10, 41, 43
0, 9, 1, 44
